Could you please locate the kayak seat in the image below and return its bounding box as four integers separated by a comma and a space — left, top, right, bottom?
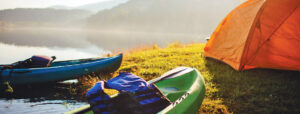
154, 71, 197, 102
2, 55, 55, 69
160, 88, 186, 102
27, 55, 55, 68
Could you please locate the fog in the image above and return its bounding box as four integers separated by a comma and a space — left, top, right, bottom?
0, 28, 206, 50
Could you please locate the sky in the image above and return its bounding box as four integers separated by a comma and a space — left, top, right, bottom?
0, 0, 248, 10
0, 0, 111, 10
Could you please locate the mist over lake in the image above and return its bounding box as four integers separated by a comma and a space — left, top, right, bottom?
0, 27, 208, 64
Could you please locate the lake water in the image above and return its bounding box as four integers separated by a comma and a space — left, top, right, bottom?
0, 99, 87, 114
0, 28, 111, 64
0, 28, 207, 113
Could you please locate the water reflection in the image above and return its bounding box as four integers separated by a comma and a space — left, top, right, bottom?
0, 81, 88, 113
0, 99, 87, 114
0, 28, 91, 48
0, 43, 110, 64
0, 82, 88, 114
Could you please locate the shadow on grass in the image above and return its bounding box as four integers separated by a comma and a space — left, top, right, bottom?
204, 58, 300, 113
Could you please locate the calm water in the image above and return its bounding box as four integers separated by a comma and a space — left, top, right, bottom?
0, 99, 87, 114
0, 28, 206, 113
0, 28, 111, 64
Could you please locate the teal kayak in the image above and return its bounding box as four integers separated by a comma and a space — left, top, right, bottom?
66, 67, 206, 114
0, 54, 122, 85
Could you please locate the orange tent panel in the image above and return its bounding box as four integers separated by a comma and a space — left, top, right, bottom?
205, 0, 300, 71
204, 0, 264, 70
244, 4, 300, 70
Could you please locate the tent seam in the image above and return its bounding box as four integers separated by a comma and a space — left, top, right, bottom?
239, 0, 267, 70
240, 1, 300, 70
245, 3, 300, 67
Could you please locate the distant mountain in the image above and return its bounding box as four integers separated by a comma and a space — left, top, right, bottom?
76, 0, 128, 12
0, 0, 241, 33
0, 0, 130, 28
48, 0, 129, 12
87, 0, 241, 34
0, 8, 92, 27
48, 5, 71, 10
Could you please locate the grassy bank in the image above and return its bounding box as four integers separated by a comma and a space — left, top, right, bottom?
78, 43, 300, 113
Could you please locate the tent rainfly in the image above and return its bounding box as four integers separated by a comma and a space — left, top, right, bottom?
204, 0, 300, 71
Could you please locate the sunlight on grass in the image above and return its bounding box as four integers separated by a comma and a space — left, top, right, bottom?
77, 43, 300, 113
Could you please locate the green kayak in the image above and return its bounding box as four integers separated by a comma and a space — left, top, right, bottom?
66, 67, 205, 114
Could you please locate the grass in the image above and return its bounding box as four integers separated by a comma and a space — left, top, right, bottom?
77, 42, 300, 113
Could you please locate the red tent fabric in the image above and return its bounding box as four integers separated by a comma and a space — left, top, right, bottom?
204, 0, 300, 71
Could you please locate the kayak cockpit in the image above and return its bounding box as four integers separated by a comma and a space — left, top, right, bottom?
49, 58, 108, 67
49, 54, 123, 67
154, 68, 197, 102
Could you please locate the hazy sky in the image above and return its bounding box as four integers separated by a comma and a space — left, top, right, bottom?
0, 0, 248, 10
0, 0, 110, 10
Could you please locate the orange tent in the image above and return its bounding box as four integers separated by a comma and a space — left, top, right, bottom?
204, 0, 300, 71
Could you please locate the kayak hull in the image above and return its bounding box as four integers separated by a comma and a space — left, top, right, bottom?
66, 67, 205, 114
0, 54, 122, 85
